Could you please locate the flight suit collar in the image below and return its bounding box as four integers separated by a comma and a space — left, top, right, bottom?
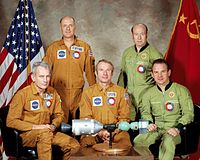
31, 82, 39, 95
134, 42, 149, 53
59, 36, 79, 47
30, 82, 49, 95
96, 82, 114, 92
55, 38, 64, 47
156, 81, 173, 92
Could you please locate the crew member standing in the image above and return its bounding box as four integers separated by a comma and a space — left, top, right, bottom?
43, 16, 96, 123
117, 23, 163, 120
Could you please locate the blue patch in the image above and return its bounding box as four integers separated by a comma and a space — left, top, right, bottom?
94, 98, 102, 105
32, 101, 39, 109
58, 50, 66, 58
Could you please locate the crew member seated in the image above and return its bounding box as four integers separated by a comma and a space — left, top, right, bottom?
134, 59, 194, 160
79, 59, 134, 150
6, 61, 80, 160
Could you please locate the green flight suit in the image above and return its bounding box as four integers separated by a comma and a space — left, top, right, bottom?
117, 43, 163, 119
134, 82, 194, 160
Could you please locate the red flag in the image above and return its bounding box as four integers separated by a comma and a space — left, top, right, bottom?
0, 0, 44, 108
165, 0, 200, 105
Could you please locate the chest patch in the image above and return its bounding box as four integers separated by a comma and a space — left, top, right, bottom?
30, 100, 40, 110
57, 50, 66, 59
44, 100, 52, 108
137, 65, 146, 73
169, 91, 175, 98
140, 52, 148, 60
92, 96, 103, 106
107, 97, 115, 106
72, 52, 80, 59
165, 102, 174, 111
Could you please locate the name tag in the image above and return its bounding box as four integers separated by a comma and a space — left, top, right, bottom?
71, 45, 84, 52
107, 92, 117, 97
43, 93, 53, 100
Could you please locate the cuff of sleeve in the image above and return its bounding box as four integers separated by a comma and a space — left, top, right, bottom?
51, 124, 57, 129
176, 123, 183, 131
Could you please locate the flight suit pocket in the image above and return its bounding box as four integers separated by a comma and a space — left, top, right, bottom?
151, 101, 162, 116
125, 59, 133, 71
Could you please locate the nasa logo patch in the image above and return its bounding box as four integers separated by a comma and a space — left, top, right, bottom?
30, 100, 40, 110
57, 50, 66, 59
92, 97, 103, 106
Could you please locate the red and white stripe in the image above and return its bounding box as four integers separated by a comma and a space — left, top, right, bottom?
0, 47, 44, 108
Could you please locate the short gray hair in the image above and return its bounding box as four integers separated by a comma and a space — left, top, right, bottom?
32, 61, 51, 75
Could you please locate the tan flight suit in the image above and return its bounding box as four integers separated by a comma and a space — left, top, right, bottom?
7, 83, 80, 160
43, 38, 96, 123
79, 83, 134, 148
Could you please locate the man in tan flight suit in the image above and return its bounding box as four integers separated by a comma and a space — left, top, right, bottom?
79, 59, 134, 149
7, 61, 80, 160
43, 16, 96, 123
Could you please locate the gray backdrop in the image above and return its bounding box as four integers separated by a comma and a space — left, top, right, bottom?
0, 0, 200, 83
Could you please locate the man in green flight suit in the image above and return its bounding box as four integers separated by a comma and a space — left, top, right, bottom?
117, 23, 163, 120
134, 59, 194, 160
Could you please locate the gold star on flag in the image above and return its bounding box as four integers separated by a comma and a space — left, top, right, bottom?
179, 13, 187, 24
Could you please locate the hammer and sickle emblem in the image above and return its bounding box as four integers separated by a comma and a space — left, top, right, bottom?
187, 19, 200, 43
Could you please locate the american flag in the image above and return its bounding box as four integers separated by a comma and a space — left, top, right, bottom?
0, 0, 44, 108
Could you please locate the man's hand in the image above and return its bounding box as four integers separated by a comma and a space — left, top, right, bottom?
147, 124, 157, 132
98, 129, 110, 143
49, 124, 56, 132
32, 124, 56, 131
167, 128, 180, 137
